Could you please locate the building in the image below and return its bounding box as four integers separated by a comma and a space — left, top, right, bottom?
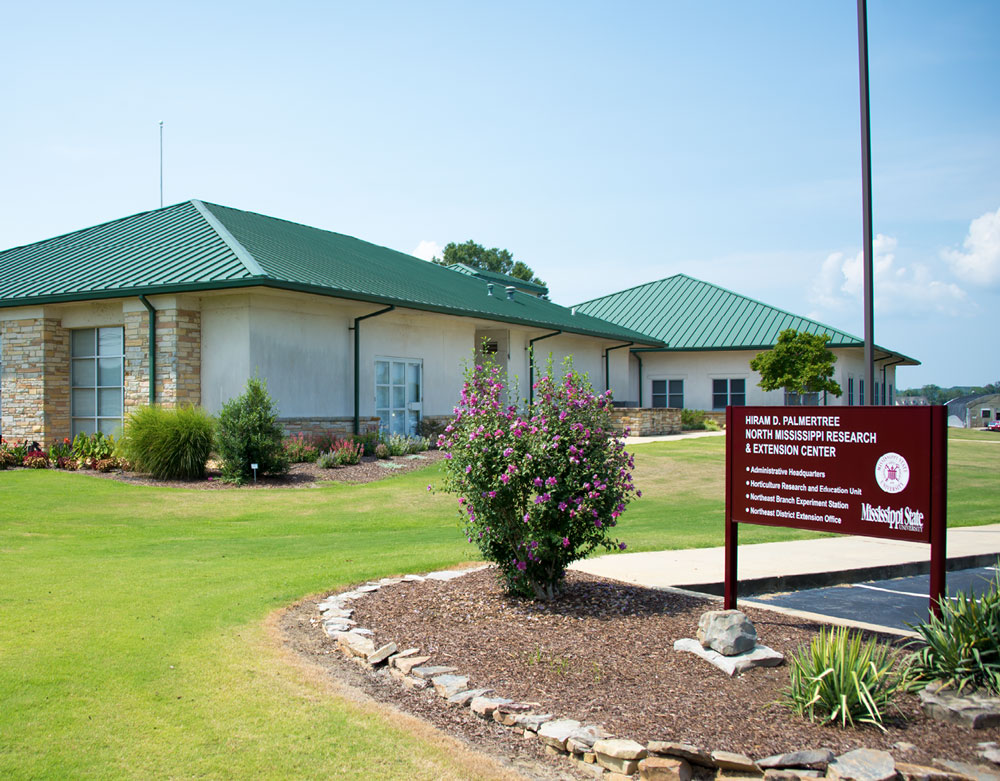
944, 393, 1000, 428
0, 200, 660, 445
574, 274, 918, 412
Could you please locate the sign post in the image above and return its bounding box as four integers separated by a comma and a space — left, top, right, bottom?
725, 405, 947, 616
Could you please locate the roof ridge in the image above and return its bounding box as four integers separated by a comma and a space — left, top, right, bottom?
573, 273, 688, 308
191, 200, 267, 278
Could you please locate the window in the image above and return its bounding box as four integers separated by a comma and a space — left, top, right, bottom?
375, 357, 422, 437
848, 377, 854, 406
651, 379, 684, 409
784, 391, 819, 406
889, 384, 893, 405
983, 409, 993, 421
71, 327, 124, 437
859, 379, 865, 405
712, 378, 745, 409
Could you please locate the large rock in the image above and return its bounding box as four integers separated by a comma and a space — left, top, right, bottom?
920, 685, 1000, 730
566, 725, 612, 753
827, 749, 896, 781
711, 750, 759, 774
759, 750, 835, 771
697, 609, 757, 656
674, 638, 783, 676
538, 719, 582, 751
647, 742, 714, 767
514, 712, 554, 732
366, 642, 397, 666
896, 761, 981, 781
447, 688, 492, 706
337, 631, 376, 658
932, 759, 1000, 781
393, 655, 431, 675
469, 696, 512, 718
595, 738, 648, 774
640, 757, 693, 781
431, 674, 469, 699
410, 664, 457, 680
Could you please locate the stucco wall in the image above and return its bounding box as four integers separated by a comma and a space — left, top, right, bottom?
629, 347, 900, 411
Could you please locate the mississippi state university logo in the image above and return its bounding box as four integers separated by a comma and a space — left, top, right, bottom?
874, 452, 909, 494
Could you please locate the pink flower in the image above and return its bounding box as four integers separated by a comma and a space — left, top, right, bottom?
562, 537, 570, 548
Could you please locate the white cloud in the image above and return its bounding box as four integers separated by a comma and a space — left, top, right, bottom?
411, 240, 442, 261
810, 233, 968, 317
943, 206, 1000, 285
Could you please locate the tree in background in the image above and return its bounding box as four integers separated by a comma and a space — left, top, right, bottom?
431, 240, 546, 287
750, 329, 842, 403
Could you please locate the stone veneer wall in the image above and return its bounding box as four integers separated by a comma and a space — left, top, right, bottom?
608, 407, 681, 436
0, 318, 70, 445
703, 411, 727, 427
280, 417, 381, 439
124, 308, 201, 415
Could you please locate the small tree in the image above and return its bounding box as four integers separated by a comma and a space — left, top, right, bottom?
750, 329, 842, 403
436, 355, 639, 600
215, 377, 289, 483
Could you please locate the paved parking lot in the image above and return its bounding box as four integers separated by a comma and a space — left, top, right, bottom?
752, 564, 999, 631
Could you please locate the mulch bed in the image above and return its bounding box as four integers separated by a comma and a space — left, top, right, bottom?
65, 450, 445, 489
281, 567, 998, 777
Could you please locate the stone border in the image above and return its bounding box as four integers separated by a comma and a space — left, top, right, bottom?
312, 567, 1000, 781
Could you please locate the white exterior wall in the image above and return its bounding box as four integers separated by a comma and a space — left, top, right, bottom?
630, 347, 901, 411
200, 290, 629, 420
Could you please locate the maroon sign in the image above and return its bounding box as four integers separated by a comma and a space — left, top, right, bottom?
724, 405, 947, 614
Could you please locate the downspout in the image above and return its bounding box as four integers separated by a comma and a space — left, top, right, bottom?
879, 356, 906, 406
635, 352, 644, 407
603, 342, 633, 395
138, 295, 156, 404
351, 306, 395, 435
528, 330, 562, 405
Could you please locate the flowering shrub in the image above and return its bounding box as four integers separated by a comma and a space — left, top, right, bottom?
48, 438, 73, 461
283, 433, 320, 463
436, 356, 639, 600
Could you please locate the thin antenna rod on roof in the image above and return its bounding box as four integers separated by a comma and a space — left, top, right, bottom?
159, 121, 164, 208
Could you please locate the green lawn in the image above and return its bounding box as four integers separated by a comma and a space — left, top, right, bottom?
1, 432, 996, 778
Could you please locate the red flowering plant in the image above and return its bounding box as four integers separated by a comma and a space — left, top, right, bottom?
435, 354, 640, 601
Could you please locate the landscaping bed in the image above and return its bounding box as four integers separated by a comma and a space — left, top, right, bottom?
73, 450, 446, 489
281, 567, 998, 778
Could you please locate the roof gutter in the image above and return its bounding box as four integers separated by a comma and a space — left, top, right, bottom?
603, 342, 633, 394
138, 295, 156, 404
351, 305, 395, 435
528, 330, 562, 405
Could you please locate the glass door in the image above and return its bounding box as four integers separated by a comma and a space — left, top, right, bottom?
375, 358, 422, 436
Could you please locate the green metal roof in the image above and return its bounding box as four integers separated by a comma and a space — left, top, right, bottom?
574, 274, 918, 365
0, 200, 659, 345
447, 263, 549, 296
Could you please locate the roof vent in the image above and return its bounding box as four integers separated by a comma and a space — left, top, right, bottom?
487, 283, 494, 296
506, 286, 515, 300
571, 306, 577, 315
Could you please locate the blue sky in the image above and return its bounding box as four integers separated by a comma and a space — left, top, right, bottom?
2, 1, 997, 388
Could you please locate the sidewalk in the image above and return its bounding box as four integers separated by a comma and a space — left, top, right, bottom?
570, 523, 1000, 596
623, 430, 725, 445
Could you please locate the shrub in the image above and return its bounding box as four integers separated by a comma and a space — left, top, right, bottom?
351, 431, 380, 457
118, 405, 216, 480
72, 432, 115, 467
316, 450, 336, 469
283, 433, 319, 463
48, 438, 73, 461
215, 377, 289, 484
56, 456, 78, 471
680, 408, 707, 430
374, 442, 390, 459
24, 455, 49, 469
436, 355, 639, 601
705, 418, 722, 432
0, 447, 18, 469
782, 625, 908, 730
907, 568, 1000, 694
93, 458, 118, 473
385, 433, 424, 457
